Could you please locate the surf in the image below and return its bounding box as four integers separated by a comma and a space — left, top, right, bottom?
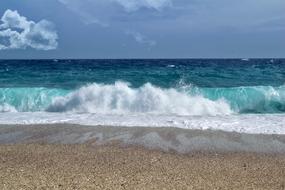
0, 81, 284, 115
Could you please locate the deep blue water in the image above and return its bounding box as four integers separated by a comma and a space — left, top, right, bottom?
1, 59, 284, 88
0, 59, 284, 114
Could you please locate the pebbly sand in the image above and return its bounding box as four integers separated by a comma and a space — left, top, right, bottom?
0, 124, 285, 189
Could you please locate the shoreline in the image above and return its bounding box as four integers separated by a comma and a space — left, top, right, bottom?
1, 124, 285, 153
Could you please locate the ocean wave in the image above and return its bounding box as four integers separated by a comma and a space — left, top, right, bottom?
189, 85, 285, 113
46, 82, 232, 115
0, 82, 285, 115
0, 87, 69, 112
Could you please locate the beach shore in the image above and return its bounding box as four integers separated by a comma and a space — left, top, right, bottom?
0, 124, 285, 189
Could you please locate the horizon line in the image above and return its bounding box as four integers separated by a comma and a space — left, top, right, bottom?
0, 58, 284, 60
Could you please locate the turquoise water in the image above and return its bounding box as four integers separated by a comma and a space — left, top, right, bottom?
0, 59, 284, 114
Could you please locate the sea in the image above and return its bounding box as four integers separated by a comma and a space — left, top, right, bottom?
0, 59, 285, 134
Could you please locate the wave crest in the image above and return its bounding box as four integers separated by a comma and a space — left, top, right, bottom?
46, 82, 233, 116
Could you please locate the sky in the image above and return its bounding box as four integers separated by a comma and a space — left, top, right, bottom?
0, 0, 284, 59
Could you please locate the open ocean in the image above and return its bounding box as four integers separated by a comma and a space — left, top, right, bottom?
0, 59, 285, 134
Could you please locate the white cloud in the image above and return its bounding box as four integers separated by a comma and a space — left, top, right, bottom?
126, 30, 156, 46
57, 0, 172, 25
59, 0, 172, 13
0, 9, 58, 50
113, 0, 172, 12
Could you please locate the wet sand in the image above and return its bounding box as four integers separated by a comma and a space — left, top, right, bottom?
0, 124, 285, 189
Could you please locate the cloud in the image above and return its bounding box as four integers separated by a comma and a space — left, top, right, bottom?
59, 0, 172, 13
58, 0, 160, 48
0, 9, 58, 50
57, 0, 172, 25
126, 30, 156, 46
113, 0, 172, 12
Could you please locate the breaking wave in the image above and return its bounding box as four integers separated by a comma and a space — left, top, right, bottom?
0, 82, 285, 115
46, 82, 232, 115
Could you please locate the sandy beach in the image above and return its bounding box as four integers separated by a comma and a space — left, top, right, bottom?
0, 143, 285, 189
0, 124, 285, 189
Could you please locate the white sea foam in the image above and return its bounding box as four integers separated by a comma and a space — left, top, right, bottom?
0, 112, 284, 134
46, 82, 233, 116
0, 103, 17, 113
